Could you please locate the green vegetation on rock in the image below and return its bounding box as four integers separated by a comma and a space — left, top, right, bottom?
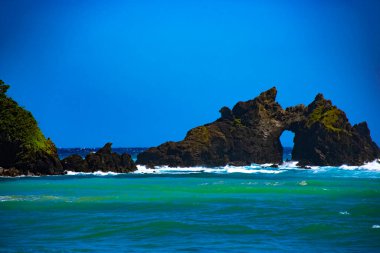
306, 105, 343, 132
186, 126, 210, 144
233, 118, 243, 127
0, 80, 56, 168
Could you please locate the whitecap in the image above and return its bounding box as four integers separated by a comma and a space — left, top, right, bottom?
224, 166, 284, 174
0, 195, 61, 202
298, 180, 308, 186
261, 163, 275, 167
339, 164, 357, 170
372, 225, 380, 229
265, 182, 280, 186
360, 160, 380, 171
339, 211, 350, 215
93, 171, 119, 176
0, 196, 14, 202
65, 171, 83, 176
338, 160, 380, 172
278, 161, 300, 169
241, 182, 258, 185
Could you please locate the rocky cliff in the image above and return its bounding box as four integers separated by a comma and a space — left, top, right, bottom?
137, 87, 380, 167
0, 80, 63, 176
290, 94, 380, 166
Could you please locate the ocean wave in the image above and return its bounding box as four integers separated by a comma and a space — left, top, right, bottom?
338, 160, 380, 171
0, 195, 62, 202
133, 159, 380, 175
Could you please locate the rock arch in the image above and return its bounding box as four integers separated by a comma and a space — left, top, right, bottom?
137, 88, 380, 167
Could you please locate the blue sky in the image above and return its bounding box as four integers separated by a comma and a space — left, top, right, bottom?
1, 0, 379, 147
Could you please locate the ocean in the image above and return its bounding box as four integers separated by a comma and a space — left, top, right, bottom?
0, 148, 380, 252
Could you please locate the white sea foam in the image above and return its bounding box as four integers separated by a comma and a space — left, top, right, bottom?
0, 196, 15, 202
339, 211, 350, 215
134, 164, 285, 174
93, 171, 119, 176
339, 165, 358, 170
0, 195, 62, 202
360, 160, 380, 171
278, 161, 301, 170
372, 225, 380, 229
0, 175, 27, 178
338, 160, 380, 171
224, 166, 284, 174
65, 171, 120, 176
298, 180, 308, 186
60, 159, 380, 176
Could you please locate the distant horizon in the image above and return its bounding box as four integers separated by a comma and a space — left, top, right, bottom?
55, 145, 296, 149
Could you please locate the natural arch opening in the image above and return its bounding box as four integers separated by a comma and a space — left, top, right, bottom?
280, 130, 295, 161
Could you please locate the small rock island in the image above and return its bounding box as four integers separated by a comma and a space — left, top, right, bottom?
137, 87, 380, 167
0, 79, 379, 176
61, 143, 136, 173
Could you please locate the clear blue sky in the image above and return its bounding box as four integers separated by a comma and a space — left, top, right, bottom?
1, 0, 379, 148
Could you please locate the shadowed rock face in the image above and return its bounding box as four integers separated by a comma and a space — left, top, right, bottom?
137, 87, 380, 167
61, 143, 137, 173
290, 94, 380, 166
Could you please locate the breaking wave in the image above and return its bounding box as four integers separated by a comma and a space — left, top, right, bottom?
3, 160, 378, 178
133, 159, 380, 175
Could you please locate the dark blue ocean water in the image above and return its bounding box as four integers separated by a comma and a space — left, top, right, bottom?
1, 148, 379, 252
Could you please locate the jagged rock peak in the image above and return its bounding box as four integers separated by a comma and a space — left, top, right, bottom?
315, 93, 325, 101
308, 93, 333, 112
97, 142, 113, 154
219, 106, 234, 120
257, 87, 277, 102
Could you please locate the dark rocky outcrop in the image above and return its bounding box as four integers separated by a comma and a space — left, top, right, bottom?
0, 80, 63, 176
290, 94, 380, 166
61, 143, 137, 173
61, 154, 90, 172
137, 87, 380, 167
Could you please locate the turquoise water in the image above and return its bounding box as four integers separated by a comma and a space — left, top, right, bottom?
1, 165, 380, 252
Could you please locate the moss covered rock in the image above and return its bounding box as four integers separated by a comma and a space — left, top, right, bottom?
0, 80, 63, 175
291, 94, 380, 166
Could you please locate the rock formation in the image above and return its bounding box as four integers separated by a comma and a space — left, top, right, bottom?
1, 78, 378, 175
290, 94, 380, 166
61, 154, 90, 172
137, 87, 380, 167
0, 80, 63, 176
61, 143, 137, 173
